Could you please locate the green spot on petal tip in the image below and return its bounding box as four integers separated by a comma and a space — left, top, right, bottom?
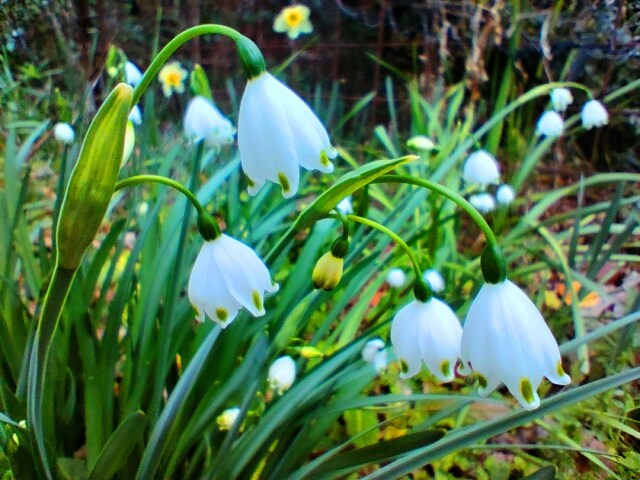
477, 373, 488, 389
277, 172, 290, 193
215, 308, 228, 321
520, 378, 535, 404
252, 290, 263, 311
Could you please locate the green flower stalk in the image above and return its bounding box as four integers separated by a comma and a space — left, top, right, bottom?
57, 83, 133, 269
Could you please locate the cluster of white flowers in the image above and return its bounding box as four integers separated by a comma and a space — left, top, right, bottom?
536, 88, 609, 139
361, 338, 388, 373
390, 278, 570, 410
462, 150, 515, 213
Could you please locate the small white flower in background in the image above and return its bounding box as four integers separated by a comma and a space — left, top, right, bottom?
268, 356, 297, 394
158, 61, 188, 97
188, 234, 279, 327
125, 61, 143, 87
462, 150, 500, 186
361, 338, 388, 373
238, 72, 337, 198
581, 99, 609, 129
128, 105, 142, 125
137, 202, 149, 216
216, 407, 240, 431
550, 88, 573, 112
423, 269, 445, 293
184, 96, 236, 150
337, 197, 353, 214
536, 111, 564, 138
496, 184, 515, 206
53, 122, 75, 144
459, 279, 571, 410
386, 268, 406, 288
469, 192, 496, 214
406, 135, 436, 152
390, 298, 462, 382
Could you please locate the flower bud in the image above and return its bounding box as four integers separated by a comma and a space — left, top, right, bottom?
56, 83, 133, 270
299, 346, 324, 358
189, 63, 213, 100
406, 135, 436, 152
312, 252, 344, 291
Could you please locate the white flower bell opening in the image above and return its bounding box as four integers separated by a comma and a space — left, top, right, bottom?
125, 61, 143, 87
361, 338, 388, 373
188, 234, 278, 327
463, 150, 500, 186
53, 122, 75, 144
536, 111, 564, 138
469, 192, 496, 214
459, 279, 571, 410
268, 356, 297, 394
550, 88, 573, 112
581, 100, 609, 129
238, 72, 337, 198
422, 269, 445, 293
184, 96, 235, 150
216, 407, 240, 431
386, 268, 407, 288
496, 184, 515, 206
390, 298, 462, 382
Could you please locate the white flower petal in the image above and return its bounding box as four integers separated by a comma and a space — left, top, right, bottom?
184, 96, 235, 150
581, 100, 609, 129
268, 356, 297, 393
550, 88, 573, 112
362, 338, 385, 363
390, 302, 423, 379
422, 269, 445, 293
496, 184, 515, 206
416, 299, 461, 382
463, 150, 500, 186
469, 192, 496, 214
125, 61, 143, 87
386, 268, 406, 288
53, 122, 75, 144
536, 111, 564, 138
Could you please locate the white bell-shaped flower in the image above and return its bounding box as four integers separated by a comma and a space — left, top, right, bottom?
550, 88, 573, 112
188, 234, 279, 327
422, 269, 445, 293
238, 72, 337, 198
581, 100, 609, 129
469, 192, 496, 214
361, 338, 388, 373
125, 61, 143, 87
406, 135, 436, 152
459, 280, 571, 410
129, 104, 142, 125
536, 111, 564, 138
216, 407, 240, 431
184, 96, 235, 150
496, 184, 515, 206
268, 356, 297, 394
53, 122, 75, 144
463, 150, 500, 186
337, 196, 353, 214
386, 268, 407, 288
390, 298, 462, 382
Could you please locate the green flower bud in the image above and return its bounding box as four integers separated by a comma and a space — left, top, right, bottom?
312, 252, 344, 291
190, 63, 213, 100
57, 83, 133, 269
406, 135, 436, 152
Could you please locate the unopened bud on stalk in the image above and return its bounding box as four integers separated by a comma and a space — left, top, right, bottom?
312, 238, 348, 291
190, 63, 213, 100
57, 83, 133, 269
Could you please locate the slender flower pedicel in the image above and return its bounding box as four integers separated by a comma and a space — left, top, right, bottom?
188, 234, 278, 327
184, 96, 235, 150
268, 356, 297, 394
390, 298, 462, 382
462, 150, 500, 186
238, 72, 337, 198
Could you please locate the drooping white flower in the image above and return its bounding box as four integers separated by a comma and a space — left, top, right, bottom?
469, 192, 496, 214
125, 61, 143, 87
536, 111, 564, 138
496, 184, 515, 206
550, 88, 573, 112
53, 122, 75, 144
337, 197, 353, 214
216, 407, 240, 431
463, 150, 500, 186
581, 100, 609, 129
386, 268, 406, 288
129, 104, 142, 125
423, 269, 445, 293
268, 356, 296, 394
390, 298, 462, 382
406, 135, 436, 152
459, 280, 571, 410
362, 338, 388, 373
188, 234, 279, 327
184, 96, 235, 150
238, 72, 337, 198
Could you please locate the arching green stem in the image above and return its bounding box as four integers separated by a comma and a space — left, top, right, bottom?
348, 215, 432, 301
131, 24, 265, 105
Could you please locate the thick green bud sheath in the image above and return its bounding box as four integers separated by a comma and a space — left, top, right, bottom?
57, 83, 133, 269
236, 34, 266, 79
481, 243, 507, 283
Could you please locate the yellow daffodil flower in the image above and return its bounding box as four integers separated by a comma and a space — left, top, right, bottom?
158, 61, 188, 97
273, 5, 313, 40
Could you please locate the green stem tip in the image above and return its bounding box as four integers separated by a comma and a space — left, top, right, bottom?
481, 243, 507, 283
